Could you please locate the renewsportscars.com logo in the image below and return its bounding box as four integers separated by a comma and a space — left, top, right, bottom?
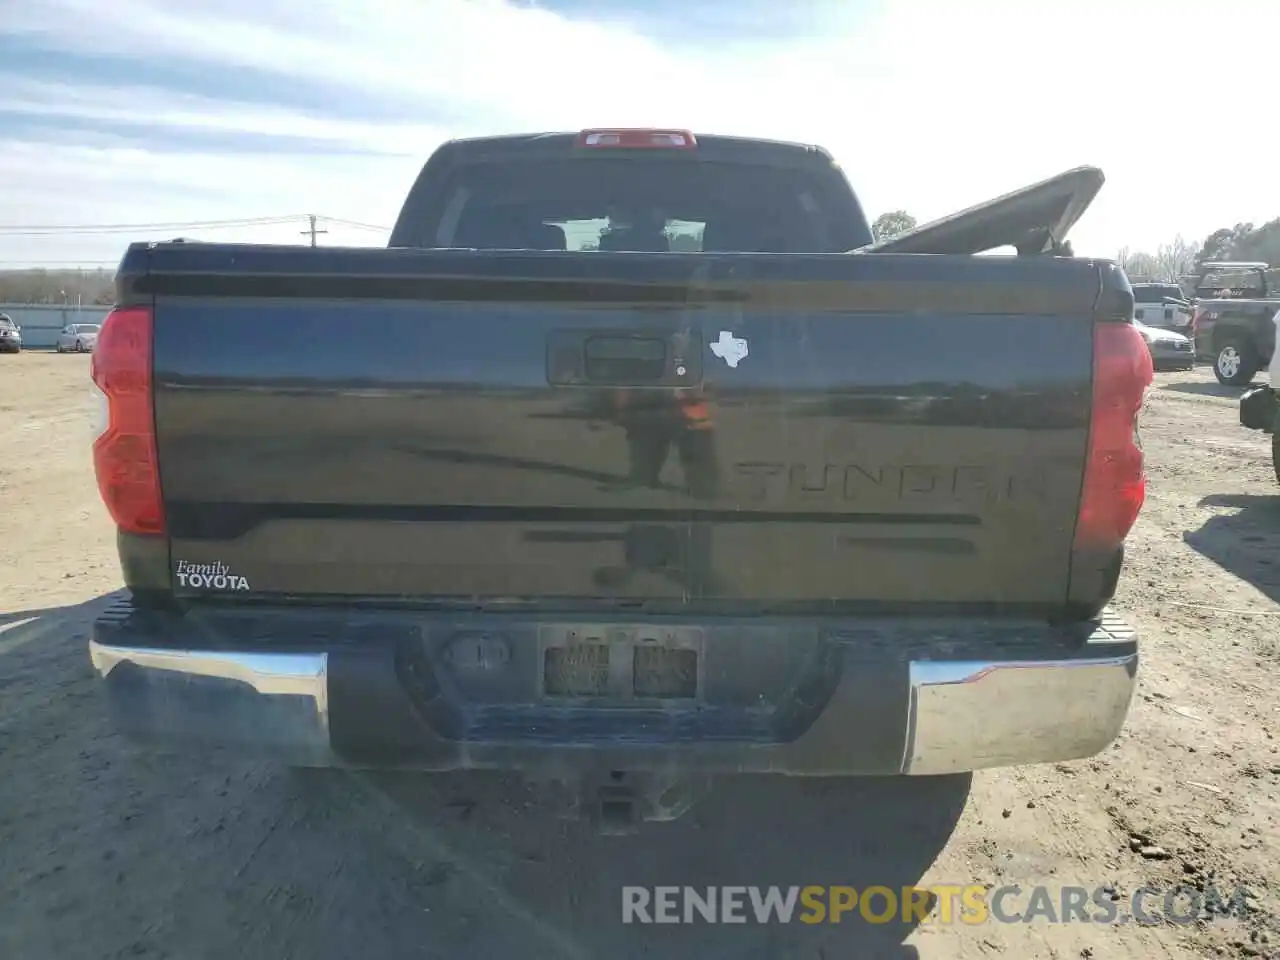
621, 884, 1256, 926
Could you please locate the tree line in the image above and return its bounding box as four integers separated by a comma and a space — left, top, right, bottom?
1110, 226, 1280, 284
0, 269, 115, 306
872, 210, 1280, 287
1105, 220, 1280, 289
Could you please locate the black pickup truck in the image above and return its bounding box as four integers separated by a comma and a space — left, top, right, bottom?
88, 129, 1148, 830
1191, 261, 1280, 385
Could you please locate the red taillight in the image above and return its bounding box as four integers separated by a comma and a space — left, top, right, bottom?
91, 305, 164, 536
1074, 322, 1153, 551
576, 128, 697, 150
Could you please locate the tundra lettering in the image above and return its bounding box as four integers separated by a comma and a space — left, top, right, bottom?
731, 462, 1054, 503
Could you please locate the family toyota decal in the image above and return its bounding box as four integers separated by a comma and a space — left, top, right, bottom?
621, 884, 1255, 926
173, 560, 250, 591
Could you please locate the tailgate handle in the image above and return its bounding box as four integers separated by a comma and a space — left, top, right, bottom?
584, 336, 666, 381
547, 329, 702, 386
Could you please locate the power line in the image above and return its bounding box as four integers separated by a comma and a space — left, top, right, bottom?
319, 216, 393, 233
0, 214, 393, 240
0, 216, 308, 238
0, 215, 306, 232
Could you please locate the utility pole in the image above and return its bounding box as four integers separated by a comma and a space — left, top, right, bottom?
300, 214, 328, 248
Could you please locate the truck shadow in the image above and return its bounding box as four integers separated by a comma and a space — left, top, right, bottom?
1159, 380, 1250, 399
0, 590, 126, 635
1184, 494, 1280, 605
347, 768, 972, 959
0, 591, 125, 709
0, 590, 967, 959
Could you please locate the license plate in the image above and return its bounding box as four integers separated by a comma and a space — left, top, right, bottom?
544, 643, 611, 697
540, 624, 702, 700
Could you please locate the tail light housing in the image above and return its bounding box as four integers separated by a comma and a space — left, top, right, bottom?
91, 305, 164, 536
1074, 322, 1153, 551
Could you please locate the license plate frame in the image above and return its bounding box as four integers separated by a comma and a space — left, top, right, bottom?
538, 623, 704, 702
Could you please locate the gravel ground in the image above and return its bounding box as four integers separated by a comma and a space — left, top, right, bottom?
1, 351, 1277, 960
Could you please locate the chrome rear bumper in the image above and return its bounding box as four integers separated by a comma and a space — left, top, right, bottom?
904, 654, 1136, 774
89, 611, 1137, 776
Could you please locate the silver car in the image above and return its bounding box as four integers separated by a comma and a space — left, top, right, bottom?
1135, 320, 1194, 371
56, 323, 101, 353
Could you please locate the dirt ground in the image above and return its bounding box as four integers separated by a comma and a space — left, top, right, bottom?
1, 350, 1278, 960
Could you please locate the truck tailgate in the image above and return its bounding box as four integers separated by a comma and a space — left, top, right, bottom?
145, 247, 1104, 611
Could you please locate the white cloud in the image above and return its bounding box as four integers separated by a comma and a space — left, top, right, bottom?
2, 0, 1279, 266
0, 140, 417, 262
0, 77, 446, 153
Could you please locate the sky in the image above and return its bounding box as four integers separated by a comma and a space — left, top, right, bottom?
1, 0, 1278, 267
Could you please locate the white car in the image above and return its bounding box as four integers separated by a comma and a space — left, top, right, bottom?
1134, 320, 1195, 371
56, 323, 101, 353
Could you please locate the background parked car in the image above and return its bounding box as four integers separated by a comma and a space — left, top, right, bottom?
1135, 319, 1195, 371
55, 323, 101, 353
1131, 282, 1193, 334
0, 314, 21, 353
